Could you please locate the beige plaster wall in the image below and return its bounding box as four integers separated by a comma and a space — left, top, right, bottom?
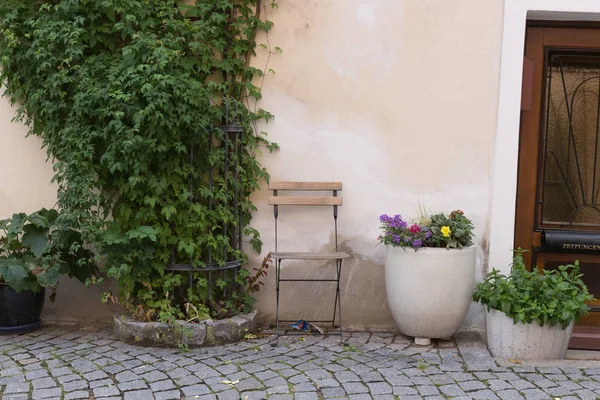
0, 0, 506, 330
248, 0, 505, 331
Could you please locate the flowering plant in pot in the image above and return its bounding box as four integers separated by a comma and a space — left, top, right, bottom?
473, 249, 593, 359
0, 208, 95, 332
379, 210, 476, 345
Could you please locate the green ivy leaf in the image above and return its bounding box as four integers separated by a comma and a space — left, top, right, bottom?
21, 225, 49, 258
0, 259, 29, 290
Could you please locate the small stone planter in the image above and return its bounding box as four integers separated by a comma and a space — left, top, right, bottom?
114, 310, 258, 347
486, 309, 573, 359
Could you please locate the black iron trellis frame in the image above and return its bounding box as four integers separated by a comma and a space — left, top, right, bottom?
165, 111, 245, 299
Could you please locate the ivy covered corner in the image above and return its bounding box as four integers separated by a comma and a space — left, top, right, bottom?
0, 0, 279, 343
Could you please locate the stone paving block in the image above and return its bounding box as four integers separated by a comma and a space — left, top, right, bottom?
510, 378, 536, 390
470, 389, 501, 399
429, 373, 455, 385
64, 391, 90, 400
90, 378, 114, 388
240, 391, 268, 400
116, 370, 140, 382
488, 378, 513, 391
118, 379, 148, 391
358, 370, 384, 382
267, 385, 290, 394
393, 386, 418, 396
49, 367, 71, 377
314, 378, 340, 388
4, 383, 29, 393
367, 381, 392, 394
579, 379, 600, 390
176, 374, 200, 386
31, 377, 56, 389
385, 373, 413, 386
320, 386, 346, 398
342, 382, 369, 394
84, 370, 109, 381
32, 388, 62, 398
459, 380, 487, 391
103, 364, 126, 374
439, 383, 467, 397
62, 379, 88, 392
294, 392, 319, 400
417, 385, 440, 396
149, 379, 176, 392
194, 395, 217, 400
93, 385, 120, 397
235, 377, 263, 391
521, 388, 551, 399
181, 384, 211, 397
575, 388, 599, 400
25, 369, 49, 380
268, 395, 293, 400
495, 389, 525, 400
124, 389, 155, 400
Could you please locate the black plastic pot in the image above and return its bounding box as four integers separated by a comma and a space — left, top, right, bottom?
0, 284, 45, 333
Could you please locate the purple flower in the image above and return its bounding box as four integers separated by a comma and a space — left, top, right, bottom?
412, 239, 423, 248
379, 214, 392, 223
425, 231, 432, 239
392, 234, 401, 244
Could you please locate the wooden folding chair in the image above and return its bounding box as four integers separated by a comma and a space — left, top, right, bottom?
269, 182, 349, 344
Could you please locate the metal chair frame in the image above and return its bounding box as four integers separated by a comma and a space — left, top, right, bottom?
269, 182, 349, 345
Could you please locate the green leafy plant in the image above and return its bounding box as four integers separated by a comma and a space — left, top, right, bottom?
0, 209, 94, 295
473, 249, 594, 328
378, 209, 474, 250
0, 0, 278, 321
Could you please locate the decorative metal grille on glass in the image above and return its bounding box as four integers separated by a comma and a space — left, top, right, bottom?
542, 51, 600, 227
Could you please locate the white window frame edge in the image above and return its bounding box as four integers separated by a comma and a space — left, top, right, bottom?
489, 0, 600, 274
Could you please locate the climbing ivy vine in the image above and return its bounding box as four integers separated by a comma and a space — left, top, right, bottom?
0, 0, 278, 321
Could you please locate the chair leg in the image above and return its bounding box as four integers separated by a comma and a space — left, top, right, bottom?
332, 267, 339, 329
271, 259, 282, 347
336, 259, 345, 344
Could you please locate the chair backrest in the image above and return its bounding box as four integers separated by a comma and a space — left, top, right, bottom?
269, 181, 343, 252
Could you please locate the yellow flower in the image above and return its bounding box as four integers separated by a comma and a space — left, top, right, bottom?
441, 226, 451, 238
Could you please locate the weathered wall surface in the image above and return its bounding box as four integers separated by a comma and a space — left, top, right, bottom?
0, 0, 506, 330
248, 0, 505, 331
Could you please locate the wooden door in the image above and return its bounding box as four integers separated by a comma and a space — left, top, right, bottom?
516, 27, 600, 350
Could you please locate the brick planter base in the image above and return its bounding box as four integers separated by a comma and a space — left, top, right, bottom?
113, 310, 258, 347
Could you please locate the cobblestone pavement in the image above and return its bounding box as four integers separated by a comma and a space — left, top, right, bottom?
2, 326, 600, 399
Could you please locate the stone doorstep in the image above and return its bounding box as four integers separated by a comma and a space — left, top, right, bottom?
456, 331, 600, 369
113, 310, 258, 348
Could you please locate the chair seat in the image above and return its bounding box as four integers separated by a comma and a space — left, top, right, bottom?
271, 252, 350, 260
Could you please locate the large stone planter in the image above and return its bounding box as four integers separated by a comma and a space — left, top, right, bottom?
486, 309, 573, 359
114, 310, 258, 347
385, 246, 476, 345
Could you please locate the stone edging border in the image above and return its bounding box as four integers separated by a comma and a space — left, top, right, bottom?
113, 310, 258, 347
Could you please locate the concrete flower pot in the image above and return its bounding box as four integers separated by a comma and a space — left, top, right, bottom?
385, 246, 476, 345
486, 309, 573, 359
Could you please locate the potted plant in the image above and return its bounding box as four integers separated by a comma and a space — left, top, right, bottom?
473, 249, 593, 359
379, 209, 476, 345
0, 209, 94, 333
